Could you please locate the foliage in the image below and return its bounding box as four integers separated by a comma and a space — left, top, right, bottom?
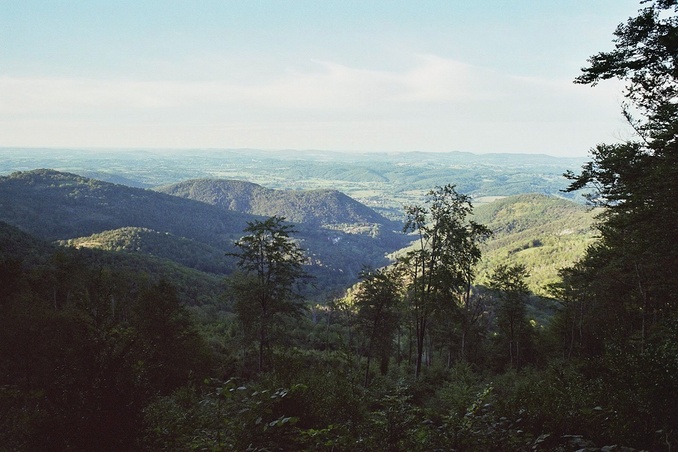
143, 378, 305, 451
354, 266, 403, 386
574, 0, 678, 136
564, 0, 678, 350
489, 264, 535, 370
0, 240, 214, 449
229, 216, 308, 372
2, 176, 671, 450
400, 184, 491, 378
61, 226, 235, 274
473, 193, 598, 295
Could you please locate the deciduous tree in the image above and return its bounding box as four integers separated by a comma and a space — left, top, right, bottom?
400, 185, 490, 378
229, 216, 307, 372
489, 264, 533, 369
354, 266, 402, 386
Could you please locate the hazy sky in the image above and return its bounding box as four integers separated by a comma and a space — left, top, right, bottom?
1, 1, 643, 156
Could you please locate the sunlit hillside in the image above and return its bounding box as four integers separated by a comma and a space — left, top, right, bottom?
474, 193, 599, 295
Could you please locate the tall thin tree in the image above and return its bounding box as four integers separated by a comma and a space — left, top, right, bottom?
400, 185, 490, 378
229, 216, 307, 372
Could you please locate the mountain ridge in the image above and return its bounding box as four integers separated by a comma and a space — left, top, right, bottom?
59, 226, 235, 275
0, 169, 408, 299
155, 178, 395, 228
0, 169, 253, 243
0, 169, 597, 300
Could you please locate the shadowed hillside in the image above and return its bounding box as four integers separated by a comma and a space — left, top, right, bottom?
0, 170, 409, 299
0, 220, 224, 305
0, 171, 595, 301
0, 169, 253, 245
155, 178, 396, 228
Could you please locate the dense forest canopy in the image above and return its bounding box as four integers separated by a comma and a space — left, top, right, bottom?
1, 2, 678, 450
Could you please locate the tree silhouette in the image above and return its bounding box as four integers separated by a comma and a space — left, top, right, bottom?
229, 216, 307, 372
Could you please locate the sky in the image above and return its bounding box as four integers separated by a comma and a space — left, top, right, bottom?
0, 0, 644, 157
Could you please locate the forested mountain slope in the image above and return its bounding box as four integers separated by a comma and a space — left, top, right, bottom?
0, 170, 595, 300
0, 170, 409, 299
0, 221, 224, 305
474, 193, 598, 294
0, 169, 253, 244
59, 227, 235, 275
0, 220, 55, 264
155, 178, 395, 228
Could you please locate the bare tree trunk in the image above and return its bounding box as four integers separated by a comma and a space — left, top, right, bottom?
415, 317, 426, 378
635, 263, 647, 353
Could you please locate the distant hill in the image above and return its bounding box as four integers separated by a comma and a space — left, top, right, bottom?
59, 227, 235, 275
155, 178, 396, 228
473, 193, 599, 295
0, 170, 409, 300
0, 169, 252, 244
0, 149, 588, 225
1, 170, 596, 301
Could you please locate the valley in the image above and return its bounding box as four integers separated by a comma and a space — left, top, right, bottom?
0, 149, 596, 303
0, 147, 587, 219
0, 146, 671, 451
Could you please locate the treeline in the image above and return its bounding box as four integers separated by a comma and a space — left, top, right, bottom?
0, 239, 214, 450
60, 227, 236, 275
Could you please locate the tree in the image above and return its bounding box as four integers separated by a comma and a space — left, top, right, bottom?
574, 0, 678, 145
133, 280, 213, 394
453, 288, 489, 366
354, 266, 402, 387
489, 264, 533, 369
229, 216, 307, 372
400, 185, 491, 378
565, 0, 678, 349
548, 263, 601, 359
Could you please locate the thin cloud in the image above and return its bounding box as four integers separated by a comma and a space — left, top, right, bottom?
0, 55, 629, 154
0, 56, 486, 114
